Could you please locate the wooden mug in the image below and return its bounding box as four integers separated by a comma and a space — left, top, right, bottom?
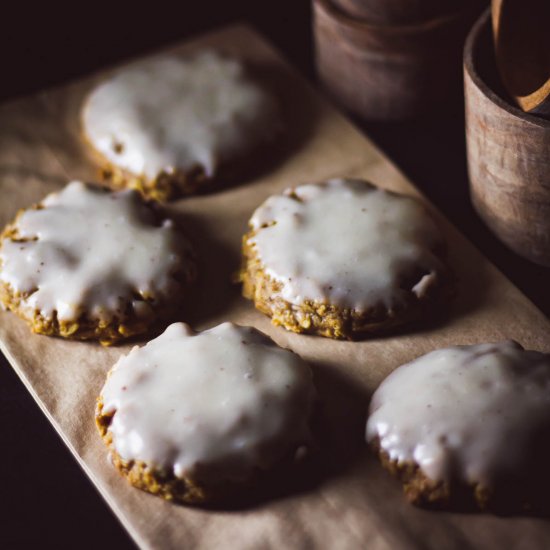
464, 9, 550, 266
313, 0, 482, 119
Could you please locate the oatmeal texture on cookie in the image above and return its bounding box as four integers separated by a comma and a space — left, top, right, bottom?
0, 181, 195, 343
82, 51, 280, 199
367, 341, 550, 508
241, 178, 451, 338
96, 322, 316, 502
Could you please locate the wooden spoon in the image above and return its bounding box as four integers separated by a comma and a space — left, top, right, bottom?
492, 0, 550, 117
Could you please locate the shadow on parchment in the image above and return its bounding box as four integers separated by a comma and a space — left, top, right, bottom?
194, 359, 370, 513
168, 209, 242, 328
354, 248, 492, 343
0, 165, 67, 188
443, 243, 493, 327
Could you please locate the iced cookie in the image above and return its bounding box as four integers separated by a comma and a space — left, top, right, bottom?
0, 181, 195, 344
240, 178, 452, 339
96, 322, 316, 504
366, 341, 550, 510
82, 51, 281, 201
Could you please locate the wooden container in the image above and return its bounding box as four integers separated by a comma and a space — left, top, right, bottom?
333, 0, 485, 25
464, 10, 550, 266
313, 0, 482, 119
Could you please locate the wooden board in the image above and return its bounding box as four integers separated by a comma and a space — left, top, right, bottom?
1, 24, 550, 550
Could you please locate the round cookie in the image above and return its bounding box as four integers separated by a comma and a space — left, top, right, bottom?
240, 178, 453, 339
96, 322, 316, 504
82, 50, 281, 201
0, 181, 195, 344
366, 341, 550, 511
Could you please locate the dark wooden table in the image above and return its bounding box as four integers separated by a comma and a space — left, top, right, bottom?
1, 3, 548, 548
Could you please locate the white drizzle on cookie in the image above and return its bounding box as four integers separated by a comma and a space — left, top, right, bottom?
248, 178, 445, 312
99, 322, 315, 481
366, 341, 550, 486
83, 51, 280, 181
0, 181, 194, 322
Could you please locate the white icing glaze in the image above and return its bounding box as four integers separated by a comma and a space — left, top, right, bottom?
366, 341, 550, 486
0, 181, 194, 322
83, 51, 280, 180
100, 322, 315, 481
248, 178, 445, 311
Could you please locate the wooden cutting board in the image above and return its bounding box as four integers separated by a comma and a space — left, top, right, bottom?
1, 24, 550, 550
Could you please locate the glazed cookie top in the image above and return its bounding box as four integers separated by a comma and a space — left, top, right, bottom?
248, 178, 446, 311
366, 341, 550, 486
99, 322, 315, 481
82, 51, 280, 181
0, 181, 194, 322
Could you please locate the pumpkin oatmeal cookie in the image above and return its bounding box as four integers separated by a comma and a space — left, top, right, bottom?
367, 341, 550, 511
0, 181, 195, 344
240, 178, 453, 339
96, 322, 316, 504
82, 51, 281, 201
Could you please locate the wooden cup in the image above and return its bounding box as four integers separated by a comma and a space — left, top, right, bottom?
464, 9, 550, 266
313, 0, 482, 119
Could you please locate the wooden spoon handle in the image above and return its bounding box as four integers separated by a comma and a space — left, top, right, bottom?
492, 0, 550, 116
491, 0, 503, 40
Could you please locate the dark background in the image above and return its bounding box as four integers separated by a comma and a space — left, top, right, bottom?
1, 2, 549, 548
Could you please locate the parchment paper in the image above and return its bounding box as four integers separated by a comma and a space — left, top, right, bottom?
1, 24, 550, 550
